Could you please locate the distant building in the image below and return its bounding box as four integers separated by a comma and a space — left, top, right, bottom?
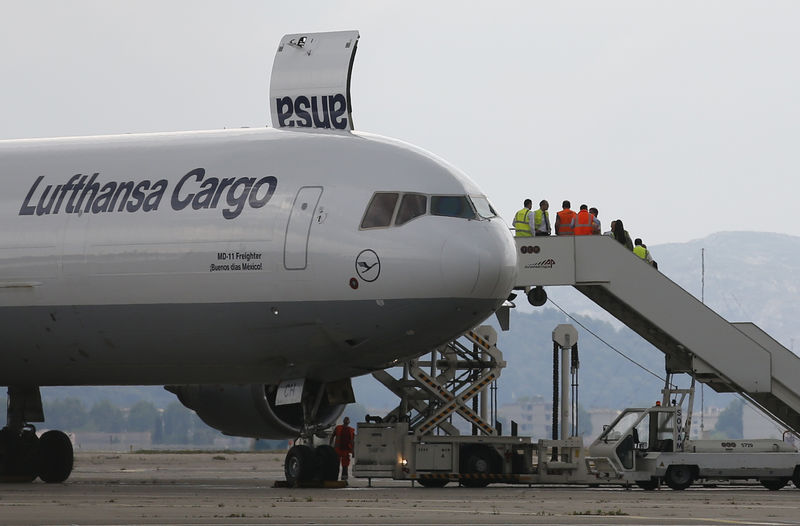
499, 396, 551, 438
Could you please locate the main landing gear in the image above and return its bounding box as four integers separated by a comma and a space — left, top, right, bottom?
284, 443, 340, 485
1, 386, 73, 483
282, 382, 342, 486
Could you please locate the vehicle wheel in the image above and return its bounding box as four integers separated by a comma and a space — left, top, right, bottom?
460, 445, 496, 488
760, 478, 789, 491
284, 445, 315, 486
37, 430, 73, 483
418, 477, 449, 488
664, 465, 694, 491
314, 445, 339, 481
636, 478, 659, 491
461, 477, 490, 488
527, 286, 547, 307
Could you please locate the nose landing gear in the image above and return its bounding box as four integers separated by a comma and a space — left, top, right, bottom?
282, 381, 345, 486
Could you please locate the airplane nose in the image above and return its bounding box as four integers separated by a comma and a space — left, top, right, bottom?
440, 220, 517, 300
474, 220, 517, 299
440, 236, 480, 295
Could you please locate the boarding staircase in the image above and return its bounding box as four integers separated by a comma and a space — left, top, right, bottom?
515, 235, 800, 434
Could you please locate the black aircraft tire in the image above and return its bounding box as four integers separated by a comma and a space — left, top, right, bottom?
37, 430, 74, 483
314, 445, 339, 481
0, 428, 38, 483
284, 445, 315, 486
664, 465, 694, 491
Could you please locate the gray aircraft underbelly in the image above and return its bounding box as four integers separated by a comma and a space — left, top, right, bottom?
0, 296, 499, 386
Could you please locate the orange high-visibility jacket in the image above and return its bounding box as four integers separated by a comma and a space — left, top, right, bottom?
556, 209, 576, 235
573, 210, 594, 235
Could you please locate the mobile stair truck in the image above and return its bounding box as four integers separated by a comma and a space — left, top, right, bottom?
517, 235, 800, 490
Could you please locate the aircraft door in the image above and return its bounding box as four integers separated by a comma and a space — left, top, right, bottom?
284, 186, 323, 270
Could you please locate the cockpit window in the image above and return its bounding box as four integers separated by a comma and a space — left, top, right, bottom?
361, 192, 399, 229
395, 194, 428, 226
470, 196, 497, 219
430, 196, 476, 219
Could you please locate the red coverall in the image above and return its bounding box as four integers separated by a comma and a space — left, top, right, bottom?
332, 423, 355, 474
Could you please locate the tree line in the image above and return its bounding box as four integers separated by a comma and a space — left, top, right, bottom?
0, 397, 221, 445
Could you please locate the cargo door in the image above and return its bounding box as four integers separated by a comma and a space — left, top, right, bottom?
283, 186, 323, 270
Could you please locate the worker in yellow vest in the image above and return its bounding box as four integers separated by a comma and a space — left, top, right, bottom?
513, 199, 534, 237
634, 238, 656, 267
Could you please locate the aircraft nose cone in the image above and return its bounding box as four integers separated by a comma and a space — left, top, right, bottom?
440, 220, 516, 300
440, 236, 480, 295
474, 220, 517, 299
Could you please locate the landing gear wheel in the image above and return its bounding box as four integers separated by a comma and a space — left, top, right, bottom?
792, 466, 800, 489
527, 286, 547, 307
636, 478, 659, 491
664, 465, 694, 491
37, 430, 73, 483
284, 445, 315, 486
760, 478, 789, 491
418, 478, 449, 488
0, 427, 39, 483
460, 445, 495, 488
314, 445, 339, 481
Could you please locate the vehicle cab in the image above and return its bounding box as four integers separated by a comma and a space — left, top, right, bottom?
588, 403, 687, 485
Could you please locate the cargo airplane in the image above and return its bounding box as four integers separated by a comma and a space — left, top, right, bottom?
0, 31, 517, 483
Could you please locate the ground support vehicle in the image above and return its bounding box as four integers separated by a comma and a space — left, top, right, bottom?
354, 325, 593, 486
355, 422, 594, 487
587, 376, 800, 490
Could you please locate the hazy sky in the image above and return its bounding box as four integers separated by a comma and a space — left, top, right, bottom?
3, 1, 799, 245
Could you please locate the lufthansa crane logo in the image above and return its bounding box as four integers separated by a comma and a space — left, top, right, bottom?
355, 249, 381, 282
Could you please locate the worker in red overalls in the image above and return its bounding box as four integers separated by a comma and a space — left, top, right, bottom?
330, 416, 355, 480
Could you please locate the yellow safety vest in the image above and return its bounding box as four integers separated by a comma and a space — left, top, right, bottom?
514, 208, 532, 237
633, 245, 647, 259
534, 209, 549, 233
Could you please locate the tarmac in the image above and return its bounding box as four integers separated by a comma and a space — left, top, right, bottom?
2, 452, 800, 525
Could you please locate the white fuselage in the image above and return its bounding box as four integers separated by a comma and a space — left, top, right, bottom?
0, 128, 516, 386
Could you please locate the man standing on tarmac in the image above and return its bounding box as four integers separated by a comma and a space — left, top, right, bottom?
331, 416, 355, 481
534, 200, 551, 236
555, 200, 576, 235
572, 204, 595, 236
513, 199, 534, 237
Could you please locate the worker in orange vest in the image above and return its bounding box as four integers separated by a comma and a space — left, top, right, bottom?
572, 204, 595, 235
555, 200, 576, 235
330, 416, 355, 480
